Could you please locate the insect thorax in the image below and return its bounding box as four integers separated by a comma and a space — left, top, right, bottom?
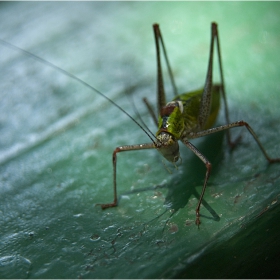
157, 101, 184, 139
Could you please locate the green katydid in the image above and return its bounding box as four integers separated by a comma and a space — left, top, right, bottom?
99, 22, 280, 226
1, 22, 279, 226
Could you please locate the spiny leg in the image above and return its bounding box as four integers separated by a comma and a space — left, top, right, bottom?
153, 24, 178, 111
101, 24, 179, 210
188, 120, 280, 163
143, 24, 179, 127
153, 23, 166, 114
200, 23, 240, 147
182, 120, 280, 225
100, 143, 155, 209
198, 23, 216, 129
182, 141, 212, 226
183, 121, 280, 225
213, 24, 241, 148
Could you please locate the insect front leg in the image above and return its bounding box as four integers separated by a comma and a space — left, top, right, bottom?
100, 143, 155, 209
182, 141, 212, 226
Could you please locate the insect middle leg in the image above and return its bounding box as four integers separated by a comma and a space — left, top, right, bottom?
189, 121, 280, 163
182, 141, 212, 226
184, 120, 280, 225
100, 143, 155, 209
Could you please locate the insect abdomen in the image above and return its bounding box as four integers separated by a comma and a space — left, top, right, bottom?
174, 84, 221, 134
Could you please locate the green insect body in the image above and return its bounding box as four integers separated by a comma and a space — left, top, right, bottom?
99, 22, 280, 226
155, 84, 221, 163
2, 22, 278, 227
169, 86, 220, 136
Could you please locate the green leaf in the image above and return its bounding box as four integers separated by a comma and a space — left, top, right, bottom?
1, 2, 280, 278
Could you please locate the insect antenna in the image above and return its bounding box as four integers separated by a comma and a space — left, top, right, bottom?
125, 88, 157, 142
0, 39, 156, 145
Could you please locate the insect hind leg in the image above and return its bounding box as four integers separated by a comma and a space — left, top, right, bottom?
198, 23, 217, 129
211, 23, 243, 149
199, 22, 241, 149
